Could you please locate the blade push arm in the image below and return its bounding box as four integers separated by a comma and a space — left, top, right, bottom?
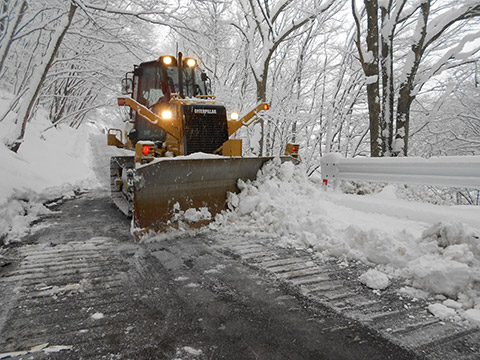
227, 103, 269, 137
118, 96, 181, 140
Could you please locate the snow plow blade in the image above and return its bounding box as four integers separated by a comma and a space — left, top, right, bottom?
133, 157, 296, 231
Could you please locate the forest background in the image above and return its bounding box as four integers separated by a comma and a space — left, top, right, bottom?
0, 0, 479, 192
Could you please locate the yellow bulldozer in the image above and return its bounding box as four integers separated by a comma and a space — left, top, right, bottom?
107, 53, 299, 233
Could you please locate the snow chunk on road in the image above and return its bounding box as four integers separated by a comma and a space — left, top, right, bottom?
0, 343, 72, 358
42, 345, 73, 353
182, 346, 202, 356
91, 312, 104, 320
464, 309, 480, 327
409, 256, 471, 297
173, 346, 203, 359
399, 286, 429, 300
428, 303, 457, 319
443, 299, 463, 310
359, 269, 390, 290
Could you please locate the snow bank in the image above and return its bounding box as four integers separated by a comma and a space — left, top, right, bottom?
0, 189, 52, 245
209, 158, 480, 324
0, 105, 100, 244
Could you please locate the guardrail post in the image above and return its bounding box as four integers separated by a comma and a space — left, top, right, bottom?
320, 153, 342, 190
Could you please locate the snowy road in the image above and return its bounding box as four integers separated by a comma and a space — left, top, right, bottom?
1, 190, 480, 359
0, 191, 417, 359
1, 134, 480, 358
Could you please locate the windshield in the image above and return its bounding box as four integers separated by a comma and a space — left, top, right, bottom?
135, 62, 207, 107
166, 66, 206, 98
135, 64, 168, 108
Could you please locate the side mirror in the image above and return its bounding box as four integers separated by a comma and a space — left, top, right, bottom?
201, 72, 211, 94
121, 78, 133, 95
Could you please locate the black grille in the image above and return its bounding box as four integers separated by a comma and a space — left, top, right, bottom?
182, 105, 228, 155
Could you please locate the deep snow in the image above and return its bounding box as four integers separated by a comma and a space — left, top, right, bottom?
1, 105, 480, 327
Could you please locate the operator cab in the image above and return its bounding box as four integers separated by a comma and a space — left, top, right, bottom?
125, 54, 211, 145
133, 54, 209, 109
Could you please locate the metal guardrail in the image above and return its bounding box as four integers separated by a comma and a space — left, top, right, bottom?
320, 153, 480, 189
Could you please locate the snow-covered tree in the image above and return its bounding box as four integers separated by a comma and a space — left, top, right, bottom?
414, 67, 480, 157
352, 0, 480, 157
1, 1, 77, 152
0, 0, 168, 152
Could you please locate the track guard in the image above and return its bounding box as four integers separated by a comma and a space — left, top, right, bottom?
110, 156, 135, 216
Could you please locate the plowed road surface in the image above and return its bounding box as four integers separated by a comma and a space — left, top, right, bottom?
1, 190, 479, 359
1, 136, 479, 359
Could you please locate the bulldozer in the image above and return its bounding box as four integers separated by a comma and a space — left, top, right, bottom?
107, 53, 299, 233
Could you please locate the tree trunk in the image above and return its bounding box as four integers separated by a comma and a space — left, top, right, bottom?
9, 3, 76, 153
364, 0, 380, 157
393, 1, 430, 157
380, 5, 394, 156
352, 0, 381, 157
394, 86, 412, 156
366, 84, 380, 157
256, 71, 267, 156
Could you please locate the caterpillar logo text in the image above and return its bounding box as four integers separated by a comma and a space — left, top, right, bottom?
194, 109, 217, 115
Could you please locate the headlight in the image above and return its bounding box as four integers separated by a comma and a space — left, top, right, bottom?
230, 112, 239, 120
185, 58, 197, 68
162, 56, 173, 65
161, 110, 173, 119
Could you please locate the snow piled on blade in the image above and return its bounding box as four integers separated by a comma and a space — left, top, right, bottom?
210, 158, 480, 323
171, 202, 212, 224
